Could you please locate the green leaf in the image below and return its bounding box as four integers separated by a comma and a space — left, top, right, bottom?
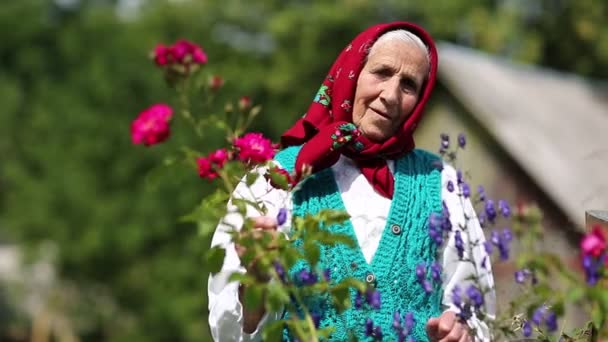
243, 284, 264, 309
262, 320, 286, 342
204, 246, 226, 274
245, 171, 259, 187
303, 241, 320, 267
330, 285, 352, 313
266, 283, 290, 311
267, 168, 290, 190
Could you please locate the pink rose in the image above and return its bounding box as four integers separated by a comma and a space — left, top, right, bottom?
153, 44, 172, 66
197, 157, 218, 180
238, 96, 251, 111
208, 148, 229, 168
131, 104, 173, 146
233, 132, 276, 164
172, 39, 207, 64
581, 225, 607, 258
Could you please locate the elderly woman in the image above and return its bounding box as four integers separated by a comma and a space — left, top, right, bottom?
208, 22, 494, 341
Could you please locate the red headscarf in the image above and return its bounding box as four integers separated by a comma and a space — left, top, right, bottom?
281, 22, 438, 198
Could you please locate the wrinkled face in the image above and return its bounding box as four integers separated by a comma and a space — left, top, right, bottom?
352, 39, 429, 142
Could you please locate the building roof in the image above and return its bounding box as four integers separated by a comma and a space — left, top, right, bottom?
437, 42, 608, 230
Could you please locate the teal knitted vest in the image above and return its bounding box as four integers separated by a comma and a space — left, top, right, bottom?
275, 146, 443, 341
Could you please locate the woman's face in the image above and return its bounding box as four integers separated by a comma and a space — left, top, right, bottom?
352, 39, 429, 143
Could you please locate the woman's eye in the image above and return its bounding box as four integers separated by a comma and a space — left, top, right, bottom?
373, 68, 392, 77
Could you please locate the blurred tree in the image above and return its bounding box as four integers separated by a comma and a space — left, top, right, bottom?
0, 0, 605, 341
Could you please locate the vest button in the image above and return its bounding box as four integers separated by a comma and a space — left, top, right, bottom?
365, 273, 376, 286
391, 224, 402, 235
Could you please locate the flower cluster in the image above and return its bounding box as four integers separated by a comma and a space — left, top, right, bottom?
233, 132, 276, 164
514, 268, 537, 285
354, 288, 382, 310
197, 148, 229, 181
487, 228, 513, 261
522, 305, 558, 337
415, 262, 442, 294
392, 311, 415, 342
451, 284, 484, 321
428, 205, 452, 246
131, 103, 174, 146
365, 318, 383, 340
580, 225, 607, 285
153, 39, 208, 67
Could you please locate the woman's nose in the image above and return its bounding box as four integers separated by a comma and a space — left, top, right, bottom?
379, 77, 400, 105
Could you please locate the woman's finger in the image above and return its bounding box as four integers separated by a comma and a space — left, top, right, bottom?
250, 216, 278, 230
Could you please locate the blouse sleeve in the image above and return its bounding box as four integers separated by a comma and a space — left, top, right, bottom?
207, 164, 291, 342
440, 164, 496, 341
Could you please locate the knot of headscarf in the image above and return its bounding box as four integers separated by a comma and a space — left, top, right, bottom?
280, 22, 438, 198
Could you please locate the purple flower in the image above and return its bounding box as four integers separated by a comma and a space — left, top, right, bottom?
277, 207, 288, 225
429, 227, 443, 246
478, 213, 486, 227
311, 311, 321, 328
485, 200, 497, 223
422, 279, 433, 294
545, 311, 558, 332
452, 285, 463, 308
323, 268, 331, 281
354, 292, 364, 309
430, 262, 442, 282
392, 311, 402, 330
514, 269, 527, 284
273, 261, 286, 283
477, 185, 486, 201
466, 285, 484, 309
498, 200, 511, 218
416, 263, 426, 282
582, 254, 603, 286
455, 230, 465, 259
458, 133, 466, 148
461, 182, 471, 198
297, 269, 318, 285
365, 318, 374, 336
440, 133, 449, 149
531, 306, 545, 326
457, 169, 464, 184
483, 241, 493, 255
373, 326, 383, 339
447, 180, 455, 192
366, 289, 382, 309
404, 312, 415, 331
522, 320, 532, 337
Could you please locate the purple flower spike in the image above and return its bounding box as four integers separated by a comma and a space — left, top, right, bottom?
430, 262, 442, 282
273, 261, 286, 283
466, 285, 484, 309
366, 289, 382, 310
458, 133, 466, 148
498, 200, 511, 218
485, 200, 497, 223
311, 311, 321, 328
461, 182, 471, 198
277, 207, 288, 226
455, 230, 465, 259
447, 180, 455, 193
477, 185, 486, 202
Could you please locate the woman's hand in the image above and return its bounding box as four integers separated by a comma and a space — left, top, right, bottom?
426, 310, 472, 342
235, 216, 280, 281
235, 216, 279, 333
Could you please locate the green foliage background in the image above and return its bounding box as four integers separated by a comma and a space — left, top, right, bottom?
0, 0, 606, 340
